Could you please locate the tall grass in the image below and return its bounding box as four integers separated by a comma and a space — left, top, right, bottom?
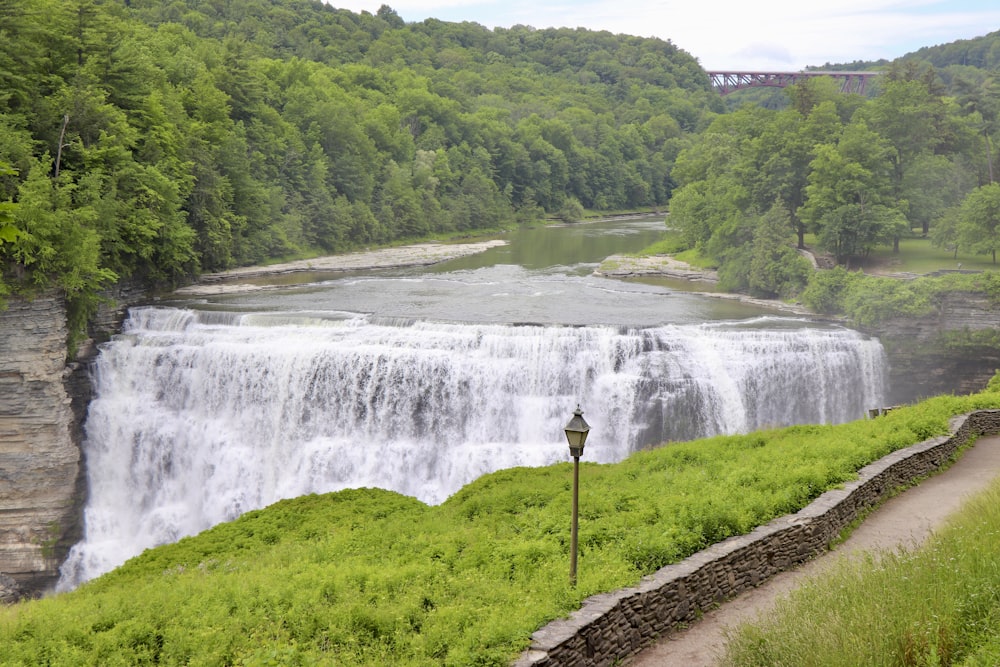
722, 476, 1000, 667
2, 390, 999, 665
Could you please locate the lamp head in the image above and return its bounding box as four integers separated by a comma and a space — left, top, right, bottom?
563, 405, 590, 458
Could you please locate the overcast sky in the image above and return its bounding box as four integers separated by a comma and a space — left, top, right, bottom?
326, 0, 1000, 71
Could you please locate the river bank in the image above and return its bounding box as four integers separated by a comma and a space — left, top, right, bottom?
595, 253, 818, 318
172, 240, 508, 296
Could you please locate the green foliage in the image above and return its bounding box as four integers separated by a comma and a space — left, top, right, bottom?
745, 205, 812, 298
801, 268, 991, 325
800, 268, 1000, 327
7, 158, 117, 297
815, 202, 909, 265
670, 54, 997, 296
4, 389, 1000, 665
724, 398, 1000, 666
986, 370, 1000, 392
800, 266, 861, 314
634, 229, 688, 256
938, 328, 1000, 354
0, 163, 16, 303
957, 183, 1000, 264
840, 275, 937, 326
0, 0, 717, 338
555, 196, 585, 223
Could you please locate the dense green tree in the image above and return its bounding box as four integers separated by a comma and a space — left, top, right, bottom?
0, 163, 18, 296
855, 76, 963, 247
930, 204, 962, 258
815, 202, 908, 266
745, 101, 843, 248
954, 75, 1000, 184
901, 153, 973, 236
957, 183, 1000, 263
6, 0, 998, 330
8, 158, 116, 296
747, 204, 812, 298
800, 121, 904, 263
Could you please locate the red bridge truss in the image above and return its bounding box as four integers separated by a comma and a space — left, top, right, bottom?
707, 71, 880, 95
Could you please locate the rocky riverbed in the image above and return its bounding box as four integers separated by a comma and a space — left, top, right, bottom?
596, 254, 817, 317
173, 240, 508, 296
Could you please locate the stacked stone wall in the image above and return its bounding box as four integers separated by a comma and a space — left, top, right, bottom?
515, 410, 1000, 667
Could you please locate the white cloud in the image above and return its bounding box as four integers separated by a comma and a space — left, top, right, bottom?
325, 1, 1000, 70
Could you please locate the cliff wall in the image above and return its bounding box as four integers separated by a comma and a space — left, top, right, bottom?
0, 292, 84, 596
867, 290, 1000, 405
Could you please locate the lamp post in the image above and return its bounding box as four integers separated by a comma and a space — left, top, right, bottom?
564, 405, 590, 587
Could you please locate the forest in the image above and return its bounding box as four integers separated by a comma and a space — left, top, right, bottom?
0, 0, 717, 332
670, 60, 1000, 300
3, 1, 1000, 331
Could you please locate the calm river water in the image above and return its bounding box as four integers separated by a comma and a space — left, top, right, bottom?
165, 216, 776, 325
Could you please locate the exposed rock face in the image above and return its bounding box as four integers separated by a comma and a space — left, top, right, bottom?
0, 292, 84, 596
866, 290, 1000, 405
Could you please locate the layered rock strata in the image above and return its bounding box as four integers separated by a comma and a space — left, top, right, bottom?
867, 290, 1000, 404
0, 292, 83, 597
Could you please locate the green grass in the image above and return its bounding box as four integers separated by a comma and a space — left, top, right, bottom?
629, 230, 720, 269
4, 390, 1000, 665
797, 233, 1000, 275
722, 463, 1000, 667
673, 247, 720, 269
863, 236, 999, 274
583, 206, 663, 219
642, 232, 1000, 280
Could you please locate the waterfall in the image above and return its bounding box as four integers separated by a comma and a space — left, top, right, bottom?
59, 307, 887, 588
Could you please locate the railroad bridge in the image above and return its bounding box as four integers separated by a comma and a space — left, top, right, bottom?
707, 71, 879, 95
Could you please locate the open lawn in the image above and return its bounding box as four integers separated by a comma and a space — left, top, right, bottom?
820, 236, 1000, 275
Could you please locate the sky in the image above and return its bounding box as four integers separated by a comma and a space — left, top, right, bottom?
326, 0, 1000, 71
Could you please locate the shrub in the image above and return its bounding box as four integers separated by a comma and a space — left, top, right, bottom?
801, 265, 861, 314
2, 387, 1000, 665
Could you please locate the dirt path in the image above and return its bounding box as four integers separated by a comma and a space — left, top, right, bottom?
626, 434, 1000, 666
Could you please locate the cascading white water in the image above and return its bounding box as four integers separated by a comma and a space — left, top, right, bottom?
59, 307, 887, 588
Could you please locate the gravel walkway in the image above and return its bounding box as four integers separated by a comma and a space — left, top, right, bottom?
626, 434, 1000, 666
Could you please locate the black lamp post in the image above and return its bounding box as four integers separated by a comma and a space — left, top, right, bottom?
563, 405, 590, 586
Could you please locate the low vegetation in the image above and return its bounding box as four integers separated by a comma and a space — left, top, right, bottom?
801, 269, 1000, 326
3, 386, 1000, 665
723, 423, 1000, 663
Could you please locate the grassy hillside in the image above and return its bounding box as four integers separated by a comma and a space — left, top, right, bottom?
4, 386, 1000, 665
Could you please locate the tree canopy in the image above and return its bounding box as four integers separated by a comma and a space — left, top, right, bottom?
669, 67, 1000, 289
0, 0, 720, 320
4, 0, 1000, 324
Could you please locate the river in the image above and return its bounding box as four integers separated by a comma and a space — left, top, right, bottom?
58, 217, 888, 588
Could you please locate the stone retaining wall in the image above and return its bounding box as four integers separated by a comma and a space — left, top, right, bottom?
514, 410, 1000, 667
